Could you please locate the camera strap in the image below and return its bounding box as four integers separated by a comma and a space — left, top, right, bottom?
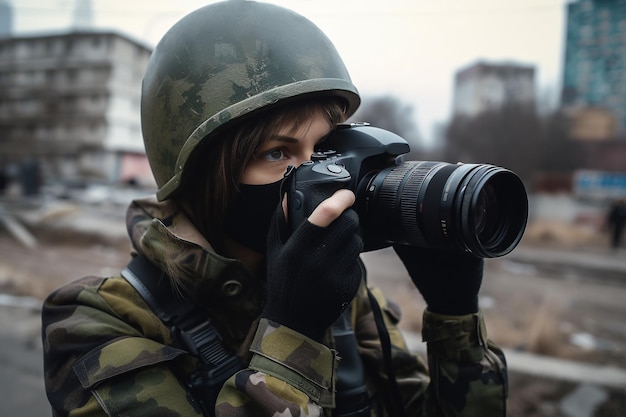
366, 287, 407, 417
121, 255, 243, 416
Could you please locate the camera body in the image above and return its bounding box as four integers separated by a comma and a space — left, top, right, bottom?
287, 123, 407, 233
287, 123, 528, 258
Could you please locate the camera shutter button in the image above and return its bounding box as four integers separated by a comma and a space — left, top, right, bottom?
326, 164, 343, 174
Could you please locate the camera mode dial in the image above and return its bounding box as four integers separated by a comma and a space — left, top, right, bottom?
311, 150, 337, 161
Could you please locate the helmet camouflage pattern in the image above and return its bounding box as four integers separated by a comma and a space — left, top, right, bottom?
141, 0, 361, 200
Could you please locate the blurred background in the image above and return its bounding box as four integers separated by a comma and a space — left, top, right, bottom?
1, 0, 625, 416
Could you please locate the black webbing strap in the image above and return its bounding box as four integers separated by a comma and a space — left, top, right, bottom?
121, 255, 240, 373
367, 288, 407, 417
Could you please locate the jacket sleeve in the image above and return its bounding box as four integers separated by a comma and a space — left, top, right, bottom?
42, 275, 203, 417
215, 318, 336, 416
355, 283, 507, 417
421, 310, 508, 417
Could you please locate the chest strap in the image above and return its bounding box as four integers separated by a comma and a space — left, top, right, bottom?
121, 255, 243, 415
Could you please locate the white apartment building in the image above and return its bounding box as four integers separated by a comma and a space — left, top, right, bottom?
452, 61, 536, 118
0, 30, 153, 188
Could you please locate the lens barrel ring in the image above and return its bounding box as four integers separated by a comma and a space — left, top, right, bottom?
358, 161, 528, 257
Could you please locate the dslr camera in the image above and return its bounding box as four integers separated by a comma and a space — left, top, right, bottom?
286, 123, 528, 258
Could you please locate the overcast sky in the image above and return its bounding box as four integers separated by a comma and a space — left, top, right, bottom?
9, 0, 570, 146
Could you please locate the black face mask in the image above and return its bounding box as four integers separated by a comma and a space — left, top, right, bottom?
224, 179, 283, 254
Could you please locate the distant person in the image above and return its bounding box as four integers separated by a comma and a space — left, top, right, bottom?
19, 158, 41, 196
608, 198, 626, 250
0, 166, 7, 195
41, 2, 509, 416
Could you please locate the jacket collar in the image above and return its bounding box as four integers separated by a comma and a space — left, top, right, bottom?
126, 197, 264, 344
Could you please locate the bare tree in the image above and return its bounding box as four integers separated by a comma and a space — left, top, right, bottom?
538, 110, 582, 173
347, 95, 584, 188
444, 103, 547, 184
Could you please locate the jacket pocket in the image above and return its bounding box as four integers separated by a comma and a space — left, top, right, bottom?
73, 336, 188, 389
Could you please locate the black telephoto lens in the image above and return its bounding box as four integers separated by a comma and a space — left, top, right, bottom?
474, 184, 502, 246
356, 161, 528, 258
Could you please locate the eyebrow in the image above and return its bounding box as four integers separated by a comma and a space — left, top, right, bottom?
269, 135, 299, 144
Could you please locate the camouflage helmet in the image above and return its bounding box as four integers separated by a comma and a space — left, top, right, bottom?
141, 0, 361, 200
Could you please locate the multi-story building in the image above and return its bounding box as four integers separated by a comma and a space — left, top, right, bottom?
561, 0, 626, 139
452, 61, 536, 118
0, 0, 12, 37
0, 30, 153, 190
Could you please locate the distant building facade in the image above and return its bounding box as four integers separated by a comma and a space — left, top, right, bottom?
452, 61, 536, 118
561, 0, 626, 139
0, 0, 12, 38
0, 31, 153, 189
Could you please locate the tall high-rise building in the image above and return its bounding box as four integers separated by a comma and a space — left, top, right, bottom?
0, 0, 12, 38
561, 0, 626, 138
73, 0, 94, 30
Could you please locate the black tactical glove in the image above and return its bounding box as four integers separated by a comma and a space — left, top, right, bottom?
262, 205, 363, 342
393, 245, 484, 316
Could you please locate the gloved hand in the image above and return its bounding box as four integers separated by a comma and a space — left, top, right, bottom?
393, 245, 484, 316
262, 198, 364, 342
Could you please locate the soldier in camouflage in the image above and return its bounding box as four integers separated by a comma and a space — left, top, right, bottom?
42, 1, 508, 416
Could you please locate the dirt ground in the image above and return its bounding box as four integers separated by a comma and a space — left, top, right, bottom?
0, 228, 131, 300
1, 216, 625, 416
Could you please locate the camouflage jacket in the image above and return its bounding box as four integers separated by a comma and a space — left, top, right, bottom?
42, 197, 508, 417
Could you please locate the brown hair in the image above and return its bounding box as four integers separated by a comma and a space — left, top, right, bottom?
178, 97, 347, 254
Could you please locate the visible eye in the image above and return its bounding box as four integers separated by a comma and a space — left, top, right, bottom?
263, 148, 286, 161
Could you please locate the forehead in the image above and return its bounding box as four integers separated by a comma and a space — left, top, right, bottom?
273, 109, 330, 137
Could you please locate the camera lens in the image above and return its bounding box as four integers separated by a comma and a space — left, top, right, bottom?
357, 161, 528, 258
475, 184, 500, 244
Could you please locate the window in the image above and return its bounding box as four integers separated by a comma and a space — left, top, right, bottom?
66, 69, 78, 81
